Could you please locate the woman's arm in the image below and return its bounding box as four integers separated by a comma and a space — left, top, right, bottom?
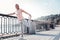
8, 12, 15, 15
22, 9, 32, 19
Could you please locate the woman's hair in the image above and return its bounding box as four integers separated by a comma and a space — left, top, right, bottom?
15, 4, 19, 6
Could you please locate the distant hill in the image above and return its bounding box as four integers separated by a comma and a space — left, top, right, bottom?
36, 14, 60, 21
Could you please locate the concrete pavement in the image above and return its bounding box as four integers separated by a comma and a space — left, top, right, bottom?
4, 26, 60, 40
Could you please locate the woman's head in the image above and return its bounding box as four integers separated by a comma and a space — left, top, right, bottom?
15, 4, 20, 10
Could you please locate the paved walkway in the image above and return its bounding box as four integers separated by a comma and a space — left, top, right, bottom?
4, 26, 60, 40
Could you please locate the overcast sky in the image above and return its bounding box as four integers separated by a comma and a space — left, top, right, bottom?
0, 0, 60, 19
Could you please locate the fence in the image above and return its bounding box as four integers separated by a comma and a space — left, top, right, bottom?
0, 14, 56, 40
0, 14, 36, 39
0, 14, 21, 36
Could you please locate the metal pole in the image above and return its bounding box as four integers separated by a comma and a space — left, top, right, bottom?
17, 20, 20, 32
10, 18, 12, 33
11, 18, 13, 33
6, 17, 8, 34
12, 18, 15, 33
13, 18, 15, 33
1, 17, 2, 34
4, 17, 6, 34
7, 17, 9, 34
15, 18, 17, 33
8, 17, 10, 34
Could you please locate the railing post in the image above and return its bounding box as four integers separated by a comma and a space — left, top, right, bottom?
10, 18, 12, 33
8, 17, 11, 34
15, 18, 18, 33
7, 17, 9, 34
1, 17, 2, 34
16, 19, 19, 33
8, 17, 9, 34
4, 17, 5, 34
14, 18, 15, 33
12, 18, 13, 33
6, 17, 7, 33
12, 18, 15, 33
2, 17, 4, 34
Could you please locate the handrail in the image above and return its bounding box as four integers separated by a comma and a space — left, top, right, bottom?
0, 14, 20, 38
0, 14, 34, 21
0, 13, 35, 39
0, 13, 33, 39
0, 13, 17, 18
0, 13, 55, 39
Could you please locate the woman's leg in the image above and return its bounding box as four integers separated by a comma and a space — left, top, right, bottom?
20, 20, 23, 37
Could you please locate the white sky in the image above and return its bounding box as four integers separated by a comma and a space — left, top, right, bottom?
0, 0, 60, 19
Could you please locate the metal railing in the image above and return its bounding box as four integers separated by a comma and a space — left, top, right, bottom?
0, 14, 35, 40
0, 14, 36, 36
0, 14, 56, 40
0, 14, 21, 35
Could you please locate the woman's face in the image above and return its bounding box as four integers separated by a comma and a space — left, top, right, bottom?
15, 4, 19, 10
